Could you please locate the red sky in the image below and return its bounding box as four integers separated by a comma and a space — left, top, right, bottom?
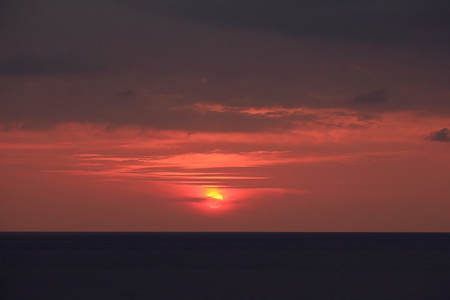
1, 0, 449, 231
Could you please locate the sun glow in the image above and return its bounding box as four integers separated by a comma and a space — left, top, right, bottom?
206, 191, 223, 200
205, 190, 224, 209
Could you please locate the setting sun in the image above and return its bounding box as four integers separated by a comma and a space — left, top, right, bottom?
206, 191, 223, 200
205, 191, 224, 209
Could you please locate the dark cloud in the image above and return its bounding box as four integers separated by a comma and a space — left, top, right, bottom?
0, 0, 448, 132
0, 54, 108, 75
427, 128, 450, 142
0, 94, 301, 132
349, 89, 388, 106
118, 0, 450, 47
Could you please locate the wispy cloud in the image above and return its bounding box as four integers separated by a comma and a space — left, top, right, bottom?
68, 151, 293, 188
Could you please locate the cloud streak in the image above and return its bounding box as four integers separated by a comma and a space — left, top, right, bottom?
68, 151, 293, 188
0, 84, 383, 132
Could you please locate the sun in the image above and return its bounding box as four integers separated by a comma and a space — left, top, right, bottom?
206, 191, 223, 200
205, 191, 224, 209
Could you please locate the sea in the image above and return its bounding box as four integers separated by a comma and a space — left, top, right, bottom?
1, 232, 449, 299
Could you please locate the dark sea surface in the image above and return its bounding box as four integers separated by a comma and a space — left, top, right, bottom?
1, 232, 449, 299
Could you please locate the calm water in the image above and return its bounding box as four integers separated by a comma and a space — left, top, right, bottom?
1, 232, 449, 299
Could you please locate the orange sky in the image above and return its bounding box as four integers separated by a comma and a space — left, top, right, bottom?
0, 0, 449, 231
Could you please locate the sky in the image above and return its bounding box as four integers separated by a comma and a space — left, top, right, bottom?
0, 0, 449, 231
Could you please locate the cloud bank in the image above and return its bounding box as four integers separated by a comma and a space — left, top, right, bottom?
0, 0, 448, 133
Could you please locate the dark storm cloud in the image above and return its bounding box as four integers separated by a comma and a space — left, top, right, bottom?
118, 0, 450, 46
0, 55, 108, 75
427, 128, 450, 142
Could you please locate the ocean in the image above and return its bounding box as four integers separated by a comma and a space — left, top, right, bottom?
1, 232, 449, 299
